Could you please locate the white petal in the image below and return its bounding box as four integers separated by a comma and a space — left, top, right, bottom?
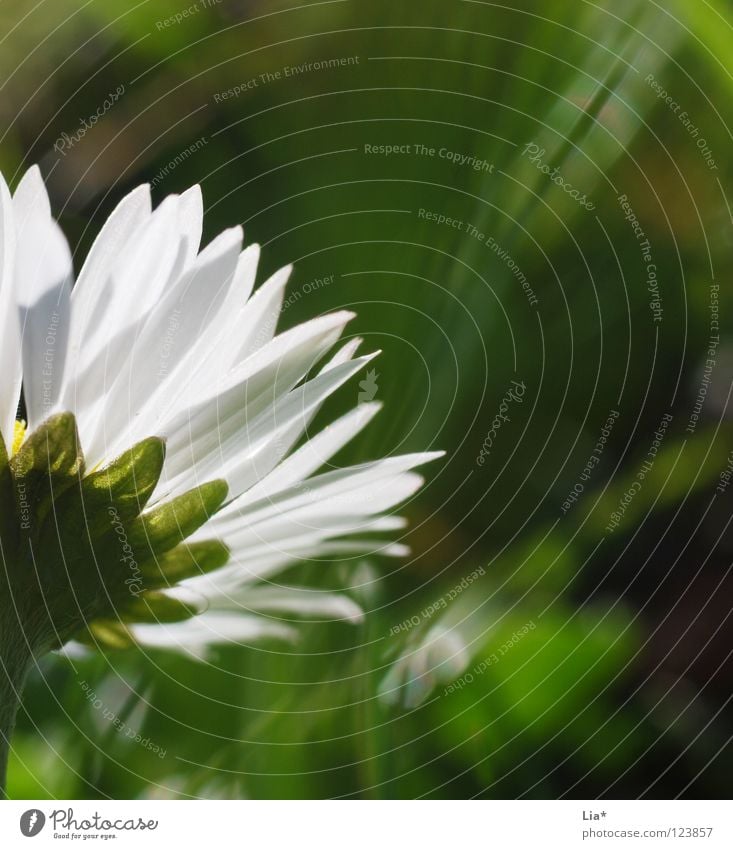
216, 471, 428, 556
153, 311, 355, 498
134, 243, 261, 431
70, 196, 187, 446
243, 587, 363, 623
13, 166, 73, 429
169, 578, 363, 624
84, 227, 243, 467
61, 185, 152, 409
129, 611, 296, 658
0, 172, 19, 448
99, 193, 184, 324
228, 263, 291, 365
220, 451, 442, 528
215, 355, 379, 498
323, 337, 363, 370
243, 401, 382, 503
176, 184, 203, 268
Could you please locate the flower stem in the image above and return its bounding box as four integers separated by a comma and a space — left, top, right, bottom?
0, 608, 34, 799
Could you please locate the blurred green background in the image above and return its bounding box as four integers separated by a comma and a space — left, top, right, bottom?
2, 0, 733, 798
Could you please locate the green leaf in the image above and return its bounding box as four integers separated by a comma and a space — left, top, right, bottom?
583, 429, 729, 539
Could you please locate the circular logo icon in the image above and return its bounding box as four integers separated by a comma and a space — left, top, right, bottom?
19, 809, 45, 837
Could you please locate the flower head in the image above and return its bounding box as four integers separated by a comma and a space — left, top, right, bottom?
0, 166, 441, 658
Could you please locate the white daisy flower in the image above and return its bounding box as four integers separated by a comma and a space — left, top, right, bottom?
0, 165, 442, 661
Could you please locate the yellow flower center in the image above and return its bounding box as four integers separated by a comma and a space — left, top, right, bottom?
12, 419, 26, 456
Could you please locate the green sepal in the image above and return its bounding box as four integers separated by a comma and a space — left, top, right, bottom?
126, 479, 228, 559
83, 437, 166, 524
38, 437, 165, 582
118, 590, 201, 623
139, 540, 230, 589
10, 413, 84, 533
80, 620, 136, 650
2, 413, 228, 653
39, 436, 166, 550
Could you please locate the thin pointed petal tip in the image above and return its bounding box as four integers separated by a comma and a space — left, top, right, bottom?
422, 450, 446, 462
359, 400, 383, 416
352, 349, 381, 366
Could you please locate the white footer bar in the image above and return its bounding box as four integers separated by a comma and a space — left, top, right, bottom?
2, 800, 731, 847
